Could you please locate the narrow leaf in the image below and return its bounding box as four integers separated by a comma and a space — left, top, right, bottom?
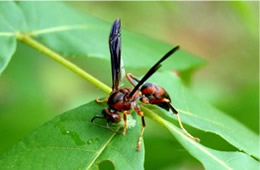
145, 71, 259, 158
144, 108, 259, 170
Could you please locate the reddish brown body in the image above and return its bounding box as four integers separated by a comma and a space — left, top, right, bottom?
95, 88, 142, 124
140, 82, 171, 111
92, 19, 199, 151
107, 88, 140, 111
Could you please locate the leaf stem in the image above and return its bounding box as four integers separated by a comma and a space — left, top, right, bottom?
140, 106, 169, 129
15, 32, 188, 142
15, 32, 177, 140
16, 33, 111, 94
15, 32, 175, 131
15, 32, 231, 169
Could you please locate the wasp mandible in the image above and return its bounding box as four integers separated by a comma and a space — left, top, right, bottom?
91, 19, 200, 151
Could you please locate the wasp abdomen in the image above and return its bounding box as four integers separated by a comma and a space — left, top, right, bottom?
141, 82, 171, 111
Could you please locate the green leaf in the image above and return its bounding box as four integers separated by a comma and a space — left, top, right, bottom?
1, 1, 258, 169
0, 1, 26, 74
0, 2, 27, 31
0, 101, 144, 169
0, 36, 16, 75
144, 109, 259, 170
144, 71, 259, 159
0, 1, 204, 75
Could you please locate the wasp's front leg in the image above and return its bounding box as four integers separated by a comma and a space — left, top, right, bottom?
126, 73, 140, 87
96, 96, 109, 103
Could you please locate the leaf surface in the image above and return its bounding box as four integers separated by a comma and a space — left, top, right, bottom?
144, 108, 259, 170
0, 1, 204, 75
0, 101, 144, 170
0, 1, 24, 74
0, 36, 16, 74
145, 71, 259, 159
0, 1, 258, 169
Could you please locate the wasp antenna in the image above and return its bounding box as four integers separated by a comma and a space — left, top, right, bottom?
154, 46, 180, 67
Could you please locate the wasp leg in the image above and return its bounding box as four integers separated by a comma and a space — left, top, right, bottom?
96, 96, 109, 103
163, 99, 200, 142
122, 110, 130, 136
163, 98, 178, 113
135, 105, 146, 151
175, 113, 200, 142
137, 114, 146, 151
126, 73, 140, 87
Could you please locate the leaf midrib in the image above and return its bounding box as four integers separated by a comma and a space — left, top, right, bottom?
143, 107, 232, 170
0, 25, 90, 37
86, 132, 117, 170
177, 108, 228, 128
165, 121, 232, 170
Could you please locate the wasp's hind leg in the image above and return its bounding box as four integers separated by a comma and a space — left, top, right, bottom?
126, 73, 140, 87
163, 99, 200, 142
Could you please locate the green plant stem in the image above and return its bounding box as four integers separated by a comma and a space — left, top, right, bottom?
141, 106, 169, 129
16, 33, 111, 94
16, 32, 230, 167
16, 33, 167, 123
16, 33, 168, 134
15, 33, 169, 130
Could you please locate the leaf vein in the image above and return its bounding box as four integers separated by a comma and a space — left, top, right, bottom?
144, 107, 232, 170
0, 32, 16, 37
177, 108, 228, 129
30, 25, 88, 36
165, 121, 232, 170
86, 131, 118, 170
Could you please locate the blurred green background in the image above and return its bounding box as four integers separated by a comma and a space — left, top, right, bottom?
0, 2, 258, 170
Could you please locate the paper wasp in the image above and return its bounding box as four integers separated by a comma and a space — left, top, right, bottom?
91, 19, 200, 151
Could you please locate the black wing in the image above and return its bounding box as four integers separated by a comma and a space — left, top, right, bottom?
128, 46, 180, 97
109, 19, 121, 91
